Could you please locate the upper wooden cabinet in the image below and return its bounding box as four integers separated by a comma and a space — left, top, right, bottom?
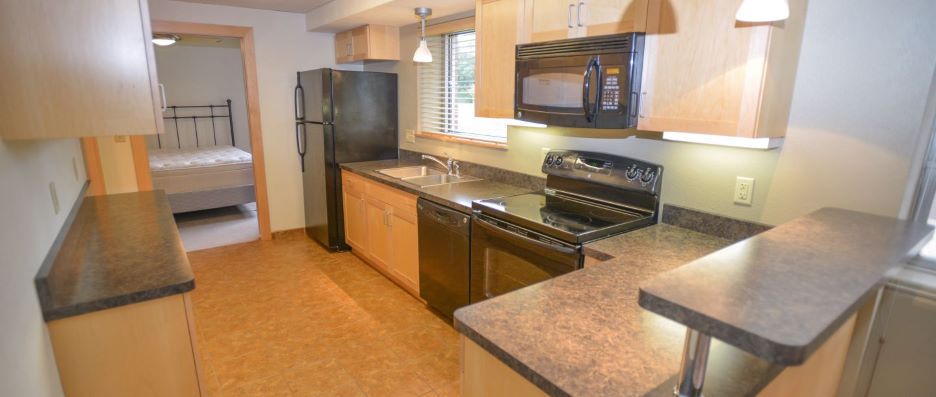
637, 0, 808, 138
525, 0, 650, 42
0, 0, 164, 139
334, 25, 400, 64
475, 0, 523, 119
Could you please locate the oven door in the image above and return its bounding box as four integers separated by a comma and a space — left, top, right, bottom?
470, 214, 583, 303
515, 54, 601, 128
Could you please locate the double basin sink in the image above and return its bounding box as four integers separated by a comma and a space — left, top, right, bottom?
377, 166, 480, 188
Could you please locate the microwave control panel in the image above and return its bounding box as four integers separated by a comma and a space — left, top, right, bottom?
601, 68, 622, 112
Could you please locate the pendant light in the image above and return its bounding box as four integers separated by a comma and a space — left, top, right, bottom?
413, 7, 433, 63
152, 34, 180, 47
735, 0, 789, 22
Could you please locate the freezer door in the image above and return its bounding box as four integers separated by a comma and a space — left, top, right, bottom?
330, 70, 398, 163
299, 69, 326, 123
301, 122, 336, 248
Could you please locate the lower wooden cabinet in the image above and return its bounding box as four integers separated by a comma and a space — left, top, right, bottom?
47, 293, 204, 397
341, 170, 420, 296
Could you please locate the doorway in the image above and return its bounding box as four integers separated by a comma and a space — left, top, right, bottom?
139, 21, 273, 246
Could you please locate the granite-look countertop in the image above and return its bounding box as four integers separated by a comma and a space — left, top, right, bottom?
35, 190, 194, 321
454, 224, 784, 396
639, 208, 934, 365
340, 159, 532, 213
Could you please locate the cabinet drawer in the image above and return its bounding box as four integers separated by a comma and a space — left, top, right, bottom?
341, 170, 367, 193
365, 179, 417, 216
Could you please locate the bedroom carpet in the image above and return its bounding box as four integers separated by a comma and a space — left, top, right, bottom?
174, 202, 259, 252
186, 232, 459, 396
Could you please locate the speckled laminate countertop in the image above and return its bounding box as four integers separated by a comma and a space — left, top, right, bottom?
35, 191, 194, 321
639, 208, 934, 365
454, 224, 784, 396
340, 159, 533, 213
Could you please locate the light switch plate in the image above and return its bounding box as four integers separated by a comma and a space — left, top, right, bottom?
49, 182, 60, 215
405, 129, 416, 143
734, 177, 755, 205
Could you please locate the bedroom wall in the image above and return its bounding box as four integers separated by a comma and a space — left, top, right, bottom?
145, 0, 360, 232
0, 138, 87, 397
367, 0, 936, 225
153, 43, 252, 153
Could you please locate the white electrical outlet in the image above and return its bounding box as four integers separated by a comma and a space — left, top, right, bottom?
405, 129, 416, 143
734, 177, 755, 205
49, 182, 60, 215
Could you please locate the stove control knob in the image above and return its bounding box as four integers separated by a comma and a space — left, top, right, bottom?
625, 165, 640, 181
545, 155, 555, 166
555, 156, 563, 166
640, 169, 655, 184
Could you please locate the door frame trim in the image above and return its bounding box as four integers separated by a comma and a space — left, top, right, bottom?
145, 20, 272, 240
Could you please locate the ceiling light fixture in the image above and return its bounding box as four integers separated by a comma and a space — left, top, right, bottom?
735, 0, 789, 22
662, 131, 783, 149
413, 7, 433, 63
152, 34, 180, 47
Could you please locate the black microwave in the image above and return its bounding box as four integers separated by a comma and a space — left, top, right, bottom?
515, 33, 644, 129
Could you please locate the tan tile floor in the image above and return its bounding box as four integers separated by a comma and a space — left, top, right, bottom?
187, 232, 461, 396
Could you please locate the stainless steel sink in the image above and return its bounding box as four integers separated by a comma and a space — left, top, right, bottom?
376, 166, 442, 179
402, 174, 481, 187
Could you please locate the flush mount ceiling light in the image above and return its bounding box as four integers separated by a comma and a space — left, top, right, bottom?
735, 0, 789, 22
152, 34, 180, 47
413, 7, 433, 63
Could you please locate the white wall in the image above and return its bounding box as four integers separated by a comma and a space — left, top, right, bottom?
149, 0, 361, 231
369, 0, 936, 225
153, 44, 251, 152
0, 138, 87, 397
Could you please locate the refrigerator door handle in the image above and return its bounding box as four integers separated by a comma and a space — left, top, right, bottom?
296, 122, 307, 172
294, 78, 304, 120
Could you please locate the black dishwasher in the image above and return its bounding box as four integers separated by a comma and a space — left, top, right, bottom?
417, 198, 471, 319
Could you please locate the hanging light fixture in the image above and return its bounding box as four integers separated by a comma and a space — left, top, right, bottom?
152, 33, 180, 47
413, 7, 433, 63
735, 0, 789, 22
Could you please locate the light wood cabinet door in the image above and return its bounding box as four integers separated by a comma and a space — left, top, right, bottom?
350, 26, 370, 60
637, 0, 807, 138
342, 183, 367, 252
475, 0, 523, 119
580, 0, 650, 36
389, 211, 419, 293
335, 30, 354, 63
528, 0, 577, 42
0, 0, 163, 139
365, 198, 393, 270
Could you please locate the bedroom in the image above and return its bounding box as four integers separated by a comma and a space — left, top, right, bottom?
147, 33, 258, 251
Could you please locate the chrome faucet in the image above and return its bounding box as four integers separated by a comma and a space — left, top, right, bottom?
422, 153, 460, 177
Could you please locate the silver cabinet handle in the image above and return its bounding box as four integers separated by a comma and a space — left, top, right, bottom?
158, 83, 167, 112
568, 4, 574, 28
577, 2, 585, 27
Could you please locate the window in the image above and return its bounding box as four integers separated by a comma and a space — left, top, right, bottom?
418, 29, 508, 144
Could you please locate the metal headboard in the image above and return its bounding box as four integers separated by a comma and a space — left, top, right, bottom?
157, 99, 235, 149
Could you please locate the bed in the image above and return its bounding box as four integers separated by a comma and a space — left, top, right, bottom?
148, 100, 256, 214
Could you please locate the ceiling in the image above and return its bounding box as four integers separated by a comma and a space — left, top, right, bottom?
172, 0, 334, 13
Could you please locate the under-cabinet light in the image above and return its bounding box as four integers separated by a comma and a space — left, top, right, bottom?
505, 119, 547, 128
662, 131, 783, 150
152, 34, 180, 47
736, 0, 790, 22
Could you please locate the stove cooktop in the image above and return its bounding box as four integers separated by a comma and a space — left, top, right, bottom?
472, 192, 654, 244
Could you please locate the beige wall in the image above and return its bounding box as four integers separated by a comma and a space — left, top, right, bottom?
152, 44, 251, 152
147, 0, 362, 231
0, 138, 87, 397
368, 0, 936, 225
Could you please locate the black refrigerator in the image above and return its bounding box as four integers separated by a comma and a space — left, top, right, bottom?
295, 69, 398, 251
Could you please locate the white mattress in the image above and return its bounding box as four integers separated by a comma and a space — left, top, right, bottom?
150, 146, 254, 194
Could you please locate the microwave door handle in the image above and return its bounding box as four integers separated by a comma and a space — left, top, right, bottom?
582, 57, 598, 122
592, 59, 603, 121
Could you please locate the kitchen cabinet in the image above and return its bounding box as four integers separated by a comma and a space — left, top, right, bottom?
341, 170, 420, 295
0, 0, 164, 139
49, 294, 204, 397
525, 0, 650, 42
334, 25, 400, 64
475, 0, 524, 119
637, 0, 807, 138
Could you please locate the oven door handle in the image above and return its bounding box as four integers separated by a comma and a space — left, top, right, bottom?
475, 216, 578, 256
582, 56, 599, 123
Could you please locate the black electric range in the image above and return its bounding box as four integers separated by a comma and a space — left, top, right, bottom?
469, 150, 663, 303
